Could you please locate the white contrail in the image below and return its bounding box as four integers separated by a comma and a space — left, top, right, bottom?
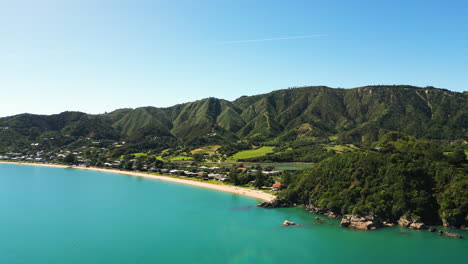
221, 35, 325, 44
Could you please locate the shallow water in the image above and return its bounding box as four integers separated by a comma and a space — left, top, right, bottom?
0, 164, 466, 264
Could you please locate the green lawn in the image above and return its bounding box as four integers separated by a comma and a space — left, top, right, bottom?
170, 156, 193, 161
132, 153, 148, 157
227, 146, 275, 162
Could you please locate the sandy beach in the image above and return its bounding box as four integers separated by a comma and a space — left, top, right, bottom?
0, 161, 276, 202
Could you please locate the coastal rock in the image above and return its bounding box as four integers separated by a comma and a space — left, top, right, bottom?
340, 218, 350, 227
398, 216, 426, 229
305, 204, 325, 214
257, 199, 294, 208
382, 221, 395, 227
428, 226, 437, 232
442, 219, 450, 227
397, 216, 412, 227
282, 220, 296, 226
324, 211, 337, 218
340, 215, 380, 231
257, 199, 293, 208
409, 222, 427, 230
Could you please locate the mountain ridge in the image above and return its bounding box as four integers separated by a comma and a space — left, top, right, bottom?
1, 85, 466, 152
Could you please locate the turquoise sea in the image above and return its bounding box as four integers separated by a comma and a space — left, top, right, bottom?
0, 164, 466, 264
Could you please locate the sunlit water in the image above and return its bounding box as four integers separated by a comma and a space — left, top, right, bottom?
0, 164, 466, 264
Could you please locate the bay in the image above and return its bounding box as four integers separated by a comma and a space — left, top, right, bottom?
0, 164, 466, 264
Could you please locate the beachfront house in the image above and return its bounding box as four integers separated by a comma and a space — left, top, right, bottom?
272, 183, 283, 191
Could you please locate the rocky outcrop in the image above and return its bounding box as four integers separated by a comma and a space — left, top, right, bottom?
340, 215, 380, 230
282, 220, 296, 226
257, 199, 293, 208
398, 216, 427, 230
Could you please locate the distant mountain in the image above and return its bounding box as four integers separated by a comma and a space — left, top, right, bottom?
0, 85, 466, 151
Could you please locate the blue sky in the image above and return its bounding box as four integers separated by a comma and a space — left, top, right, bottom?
1, 0, 467, 117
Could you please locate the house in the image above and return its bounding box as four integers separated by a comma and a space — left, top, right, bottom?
183, 171, 198, 177
262, 170, 281, 175
272, 183, 283, 191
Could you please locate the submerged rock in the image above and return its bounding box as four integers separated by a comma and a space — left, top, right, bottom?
282, 220, 296, 226
442, 232, 463, 239
340, 215, 380, 230
230, 205, 252, 211
257, 199, 293, 208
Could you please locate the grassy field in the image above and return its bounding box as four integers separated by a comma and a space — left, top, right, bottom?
120, 152, 150, 159
227, 146, 275, 162
190, 145, 221, 155
324, 144, 359, 153
155, 155, 193, 161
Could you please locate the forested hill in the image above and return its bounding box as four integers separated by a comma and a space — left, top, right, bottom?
0, 85, 466, 151
278, 133, 468, 228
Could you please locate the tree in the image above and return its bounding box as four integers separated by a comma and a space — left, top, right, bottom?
64, 153, 76, 165
124, 160, 134, 170
193, 153, 205, 162
448, 149, 466, 165
135, 156, 146, 171
281, 171, 293, 186
229, 169, 240, 185
153, 159, 164, 168
254, 169, 265, 189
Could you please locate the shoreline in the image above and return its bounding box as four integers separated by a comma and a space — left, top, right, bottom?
0, 161, 276, 202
